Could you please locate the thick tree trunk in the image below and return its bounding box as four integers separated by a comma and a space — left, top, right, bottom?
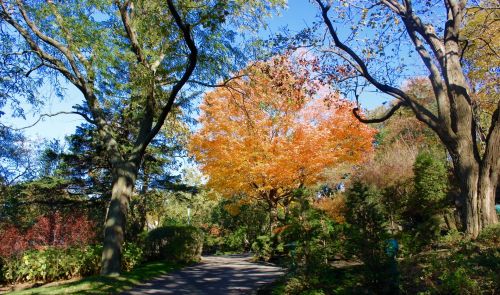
101, 161, 137, 275
455, 155, 498, 238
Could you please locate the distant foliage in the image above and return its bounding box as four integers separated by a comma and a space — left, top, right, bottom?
0, 212, 96, 258
145, 226, 203, 263
204, 197, 269, 254
313, 195, 346, 223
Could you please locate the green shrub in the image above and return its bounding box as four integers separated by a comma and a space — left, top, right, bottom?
281, 199, 342, 274
203, 234, 223, 254
122, 242, 144, 271
438, 266, 480, 295
224, 227, 248, 251
1, 245, 101, 283
1, 243, 144, 283
400, 150, 450, 253
145, 225, 203, 263
252, 235, 274, 261
345, 182, 394, 289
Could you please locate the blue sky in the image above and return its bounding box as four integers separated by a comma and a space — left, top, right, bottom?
5, 0, 388, 141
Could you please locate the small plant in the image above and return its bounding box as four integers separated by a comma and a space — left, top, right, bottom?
438, 267, 480, 295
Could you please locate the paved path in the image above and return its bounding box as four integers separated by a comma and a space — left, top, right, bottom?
122, 255, 285, 295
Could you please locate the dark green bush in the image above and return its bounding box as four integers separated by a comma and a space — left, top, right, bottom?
203, 233, 223, 254
1, 243, 143, 283
345, 182, 395, 290
280, 199, 342, 274
476, 223, 500, 247
145, 225, 203, 263
399, 150, 450, 253
252, 235, 274, 261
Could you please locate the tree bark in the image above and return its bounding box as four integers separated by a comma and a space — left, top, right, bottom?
100, 161, 137, 275
458, 164, 498, 238
450, 141, 498, 238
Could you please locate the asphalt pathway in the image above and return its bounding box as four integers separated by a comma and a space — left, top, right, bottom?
122, 254, 285, 295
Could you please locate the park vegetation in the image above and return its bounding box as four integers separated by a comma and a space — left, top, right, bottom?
0, 0, 498, 294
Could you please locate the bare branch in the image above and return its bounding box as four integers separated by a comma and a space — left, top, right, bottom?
353, 100, 407, 124
25, 62, 44, 76
13, 111, 95, 130
187, 75, 248, 88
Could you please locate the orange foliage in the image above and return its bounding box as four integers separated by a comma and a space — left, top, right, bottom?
190, 56, 375, 207
314, 196, 346, 223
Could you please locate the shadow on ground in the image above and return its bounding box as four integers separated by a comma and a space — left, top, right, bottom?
122, 254, 285, 295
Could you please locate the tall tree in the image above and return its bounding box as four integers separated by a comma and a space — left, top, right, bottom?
0, 0, 284, 274
190, 56, 375, 230
312, 0, 499, 237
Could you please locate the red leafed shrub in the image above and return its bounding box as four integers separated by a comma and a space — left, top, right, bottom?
0, 212, 97, 258
0, 226, 29, 258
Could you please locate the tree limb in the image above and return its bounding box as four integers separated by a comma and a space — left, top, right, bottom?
15, 0, 86, 85
116, 0, 147, 66
13, 111, 95, 130
353, 101, 408, 124
138, 0, 198, 156
315, 0, 441, 133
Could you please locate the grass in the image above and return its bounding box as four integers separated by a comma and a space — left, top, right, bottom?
6, 261, 181, 295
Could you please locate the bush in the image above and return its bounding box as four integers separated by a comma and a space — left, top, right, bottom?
145, 226, 203, 263
252, 235, 274, 262
0, 212, 97, 258
344, 182, 394, 289
399, 150, 450, 253
224, 227, 248, 251
438, 267, 480, 295
399, 228, 499, 294
281, 199, 342, 274
476, 223, 500, 247
0, 243, 144, 284
122, 242, 144, 271
1, 245, 101, 283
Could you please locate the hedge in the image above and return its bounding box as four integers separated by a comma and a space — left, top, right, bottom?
145, 225, 203, 263
1, 243, 143, 283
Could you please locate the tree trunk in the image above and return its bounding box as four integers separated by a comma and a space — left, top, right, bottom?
101, 161, 137, 275
455, 154, 498, 238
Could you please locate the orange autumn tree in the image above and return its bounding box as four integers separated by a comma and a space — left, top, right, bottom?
190, 56, 375, 226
